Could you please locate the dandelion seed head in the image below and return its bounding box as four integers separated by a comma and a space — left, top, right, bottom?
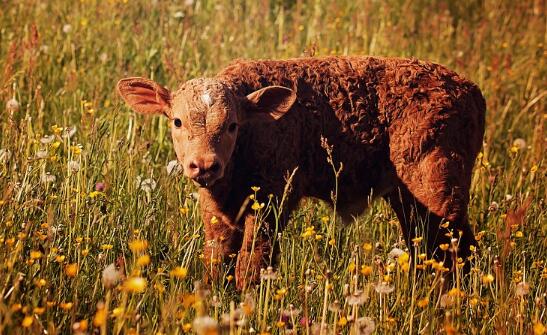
36, 149, 48, 159
388, 247, 404, 259
512, 138, 526, 150
62, 24, 72, 33
192, 316, 218, 335
374, 282, 394, 294
62, 126, 77, 139
102, 263, 122, 288
40, 134, 55, 144
356, 316, 375, 335
68, 160, 80, 172
41, 172, 56, 184
166, 159, 182, 175
6, 98, 20, 113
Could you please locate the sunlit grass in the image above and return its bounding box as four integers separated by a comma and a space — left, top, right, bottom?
0, 0, 545, 334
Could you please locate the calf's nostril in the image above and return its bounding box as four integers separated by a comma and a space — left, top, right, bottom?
210, 162, 220, 173
189, 162, 199, 171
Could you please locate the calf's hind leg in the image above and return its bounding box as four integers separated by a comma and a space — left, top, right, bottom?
384, 148, 477, 273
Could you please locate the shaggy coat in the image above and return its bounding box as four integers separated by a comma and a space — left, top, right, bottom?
118, 56, 486, 289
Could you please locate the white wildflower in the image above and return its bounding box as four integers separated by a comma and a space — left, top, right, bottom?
346, 290, 368, 305
36, 149, 48, 159
62, 126, 77, 139
374, 282, 394, 294
49, 224, 64, 235
41, 173, 56, 184
6, 98, 20, 113
102, 263, 122, 289
388, 247, 404, 259
260, 266, 278, 280
281, 304, 301, 319
68, 160, 80, 172
40, 135, 55, 144
192, 316, 218, 335
505, 194, 513, 201
166, 160, 182, 175
512, 138, 526, 150
136, 176, 157, 192
356, 316, 375, 335
488, 201, 499, 212
99, 52, 108, 63
173, 11, 184, 18
440, 293, 455, 308
328, 300, 341, 312
62, 24, 72, 34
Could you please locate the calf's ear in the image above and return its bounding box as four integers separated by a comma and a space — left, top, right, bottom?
244, 86, 296, 122
117, 77, 172, 117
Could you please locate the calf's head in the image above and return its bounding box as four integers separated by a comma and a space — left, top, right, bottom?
117, 77, 296, 187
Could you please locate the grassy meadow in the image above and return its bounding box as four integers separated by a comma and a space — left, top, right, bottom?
0, 0, 545, 333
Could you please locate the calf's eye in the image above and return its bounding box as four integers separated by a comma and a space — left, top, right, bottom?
173, 118, 182, 128
228, 122, 238, 133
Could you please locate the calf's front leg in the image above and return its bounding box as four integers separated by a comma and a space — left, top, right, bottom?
200, 202, 243, 283
235, 213, 276, 290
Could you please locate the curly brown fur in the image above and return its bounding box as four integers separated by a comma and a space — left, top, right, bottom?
117, 56, 486, 289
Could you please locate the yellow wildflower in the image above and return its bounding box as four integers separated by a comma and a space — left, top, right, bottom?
128, 240, 148, 253
112, 307, 125, 318
33, 307, 45, 315
417, 297, 429, 308
360, 265, 373, 276
30, 250, 42, 259
137, 254, 151, 267
65, 263, 79, 277
482, 274, 495, 284
363, 242, 373, 252
347, 262, 356, 273
36, 279, 47, 288
170, 266, 188, 279
123, 277, 147, 293
60, 302, 73, 311
534, 321, 545, 335
182, 323, 192, 333
93, 304, 107, 327
22, 316, 33, 328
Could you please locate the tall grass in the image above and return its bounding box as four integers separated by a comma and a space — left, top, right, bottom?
0, 0, 545, 333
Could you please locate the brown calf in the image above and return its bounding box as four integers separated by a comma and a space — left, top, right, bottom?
117, 56, 486, 289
